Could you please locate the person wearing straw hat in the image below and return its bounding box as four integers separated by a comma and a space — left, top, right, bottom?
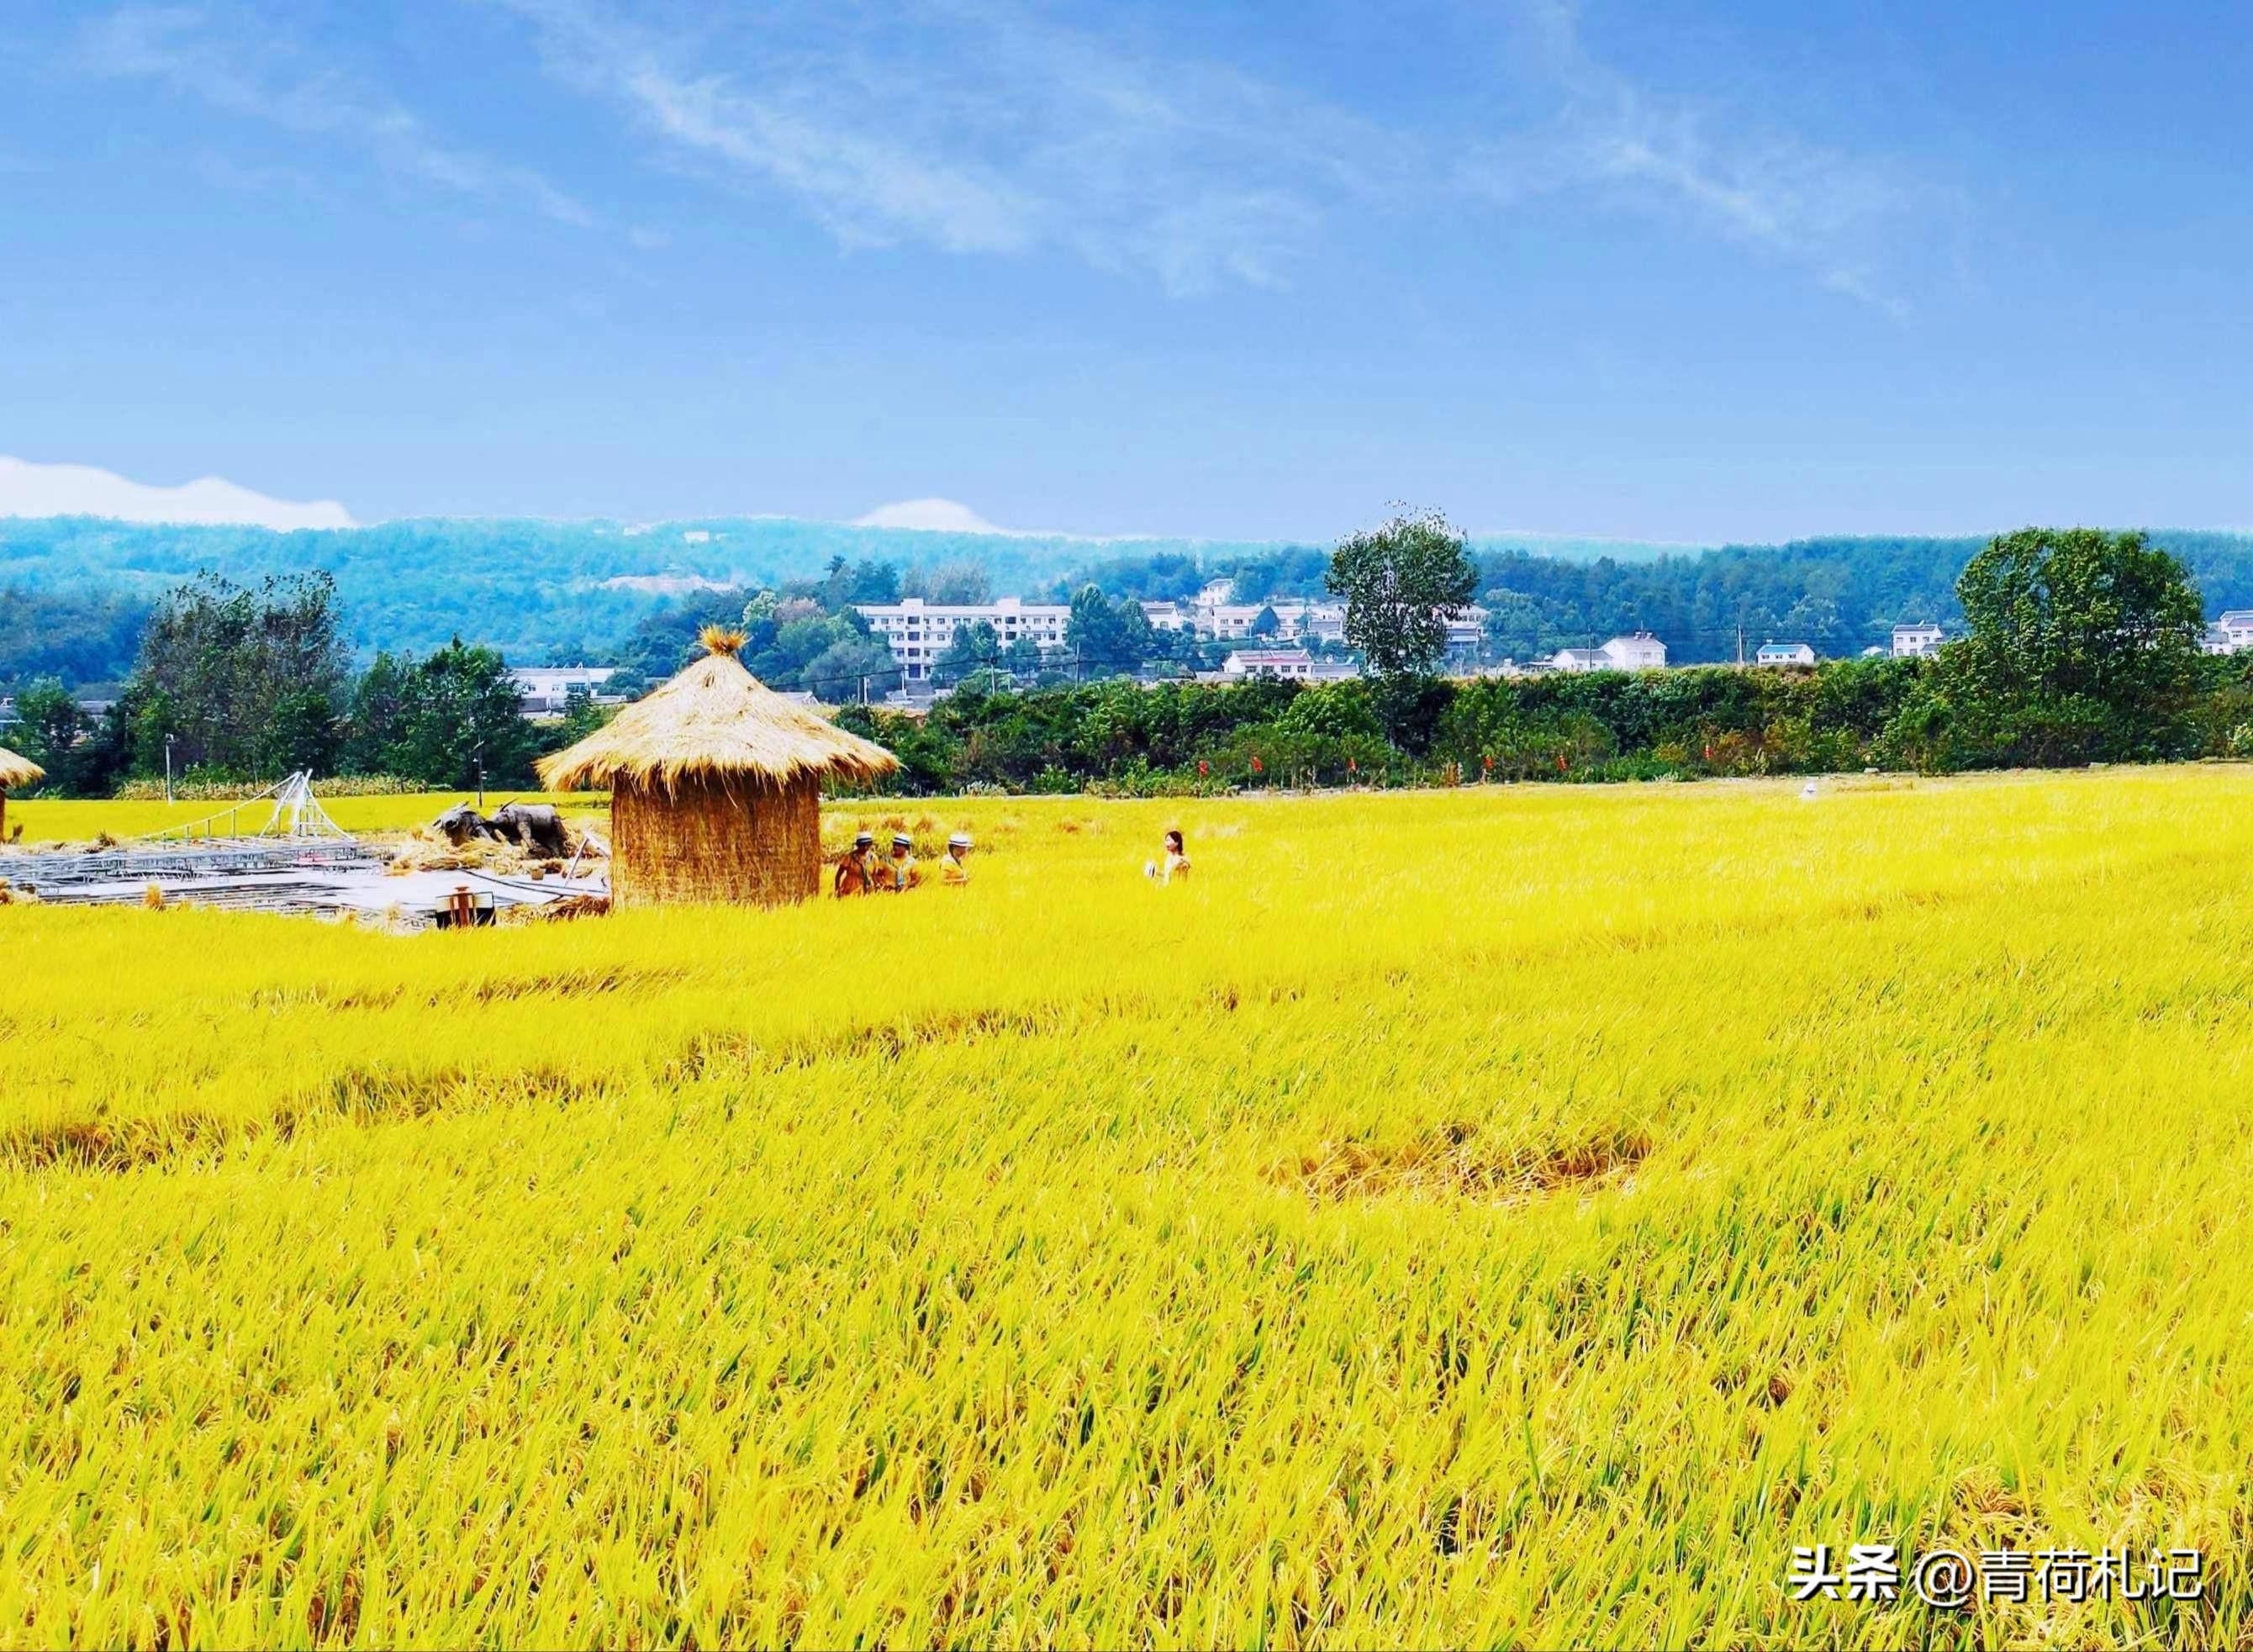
881, 831, 922, 892
940, 832, 973, 886
834, 830, 882, 897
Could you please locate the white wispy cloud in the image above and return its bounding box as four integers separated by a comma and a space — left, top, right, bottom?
71, 1, 1951, 309
490, 0, 1944, 309
1460, 0, 1940, 315
82, 5, 594, 227
491, 0, 1407, 294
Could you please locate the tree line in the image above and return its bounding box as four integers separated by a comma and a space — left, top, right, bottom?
13, 517, 2253, 691
6, 573, 602, 797
834, 522, 2253, 794
1062, 530, 2253, 668
8, 520, 2248, 800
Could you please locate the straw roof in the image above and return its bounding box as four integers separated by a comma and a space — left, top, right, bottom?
0, 745, 43, 790
537, 627, 898, 793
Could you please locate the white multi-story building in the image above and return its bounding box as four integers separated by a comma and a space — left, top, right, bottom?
509, 666, 621, 715
1755, 641, 1817, 666
1140, 596, 1479, 650
1142, 597, 1351, 642
1892, 623, 1944, 659
1442, 609, 1488, 652
856, 596, 1072, 684
2208, 610, 2253, 655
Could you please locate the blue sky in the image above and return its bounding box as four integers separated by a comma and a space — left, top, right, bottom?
3, 0, 2250, 541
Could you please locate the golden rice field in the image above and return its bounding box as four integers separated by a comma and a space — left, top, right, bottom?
5, 768, 2253, 1648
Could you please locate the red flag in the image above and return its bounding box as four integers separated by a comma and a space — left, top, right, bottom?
1348, 757, 1358, 773
1251, 755, 1264, 773
1702, 743, 1714, 761
1555, 752, 1568, 772
1481, 754, 1494, 771
1197, 759, 1210, 777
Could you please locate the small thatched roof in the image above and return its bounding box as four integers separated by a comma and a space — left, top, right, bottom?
0, 745, 43, 790
537, 627, 898, 793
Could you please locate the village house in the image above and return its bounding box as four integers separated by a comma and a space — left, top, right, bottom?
1546, 631, 1670, 673
508, 665, 623, 717
1601, 631, 1668, 670
2206, 610, 2253, 655
1216, 648, 1359, 683
1547, 647, 1610, 673
1892, 622, 1944, 658
1755, 641, 1817, 666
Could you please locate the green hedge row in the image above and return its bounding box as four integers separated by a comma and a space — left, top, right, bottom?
830, 655, 2253, 796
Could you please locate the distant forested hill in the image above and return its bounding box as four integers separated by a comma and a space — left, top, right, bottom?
3, 513, 2250, 686
0, 515, 1686, 684
0, 515, 1072, 670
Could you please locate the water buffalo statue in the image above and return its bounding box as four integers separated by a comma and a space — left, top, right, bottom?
489, 802, 571, 858
431, 804, 498, 846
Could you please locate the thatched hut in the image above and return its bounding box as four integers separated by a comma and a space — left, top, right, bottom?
0, 744, 42, 843
536, 627, 897, 908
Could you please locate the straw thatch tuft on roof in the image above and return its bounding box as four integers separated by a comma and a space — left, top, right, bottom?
536, 629, 897, 908
0, 746, 41, 791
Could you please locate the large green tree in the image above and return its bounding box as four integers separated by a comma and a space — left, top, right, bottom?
1329, 508, 1478, 677
1065, 586, 1155, 679
1954, 527, 2205, 703
8, 678, 82, 777
344, 639, 541, 787
1890, 527, 2207, 768
127, 572, 350, 779
917, 560, 992, 605
937, 620, 1002, 687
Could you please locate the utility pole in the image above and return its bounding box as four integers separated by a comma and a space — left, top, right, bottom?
860, 673, 869, 707
473, 744, 486, 811
164, 734, 176, 805
1735, 625, 1745, 667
